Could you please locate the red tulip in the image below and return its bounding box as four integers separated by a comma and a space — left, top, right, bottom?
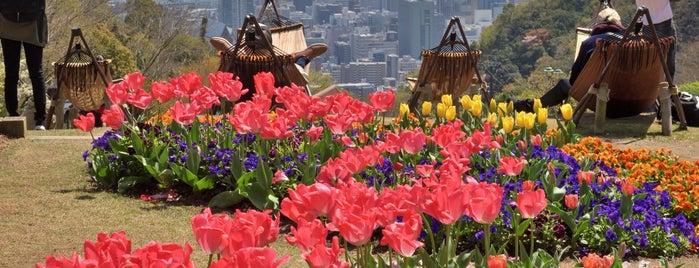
126, 88, 152, 109
368, 89, 395, 112
230, 101, 268, 134
497, 156, 526, 176
231, 209, 279, 248
564, 194, 579, 209
430, 120, 466, 148
280, 182, 338, 222
399, 128, 426, 154
208, 71, 247, 102
516, 189, 547, 219
380, 212, 425, 257
169, 100, 199, 125
190, 208, 234, 254
580, 253, 614, 268
121, 241, 194, 268
301, 236, 349, 268
621, 179, 635, 196
150, 81, 176, 103
122, 72, 146, 91
578, 170, 594, 185
285, 218, 328, 253
171, 72, 203, 98
191, 87, 220, 111
83, 231, 131, 267
487, 254, 508, 268
306, 125, 324, 143
521, 180, 535, 191
72, 112, 95, 132
101, 104, 124, 130
324, 114, 353, 135
211, 247, 289, 268
261, 116, 293, 139
315, 158, 352, 186
253, 72, 276, 96
36, 252, 96, 268
466, 182, 504, 224
106, 82, 128, 105
421, 176, 469, 225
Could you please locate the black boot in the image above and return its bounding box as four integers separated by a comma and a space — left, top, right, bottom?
513, 99, 534, 113
540, 79, 572, 107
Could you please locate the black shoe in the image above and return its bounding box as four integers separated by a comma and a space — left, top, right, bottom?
512, 98, 534, 113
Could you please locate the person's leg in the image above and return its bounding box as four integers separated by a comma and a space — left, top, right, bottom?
1, 38, 22, 116
648, 20, 676, 79
23, 42, 47, 126
513, 79, 571, 112
539, 79, 572, 107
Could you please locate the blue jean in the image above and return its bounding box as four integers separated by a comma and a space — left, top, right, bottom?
1, 38, 46, 124
645, 19, 676, 79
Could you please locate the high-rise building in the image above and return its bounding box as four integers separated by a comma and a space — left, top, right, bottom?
398, 0, 434, 58
219, 0, 256, 30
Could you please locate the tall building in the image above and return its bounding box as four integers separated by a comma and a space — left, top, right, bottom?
340, 62, 387, 86
398, 0, 434, 58
219, 0, 256, 30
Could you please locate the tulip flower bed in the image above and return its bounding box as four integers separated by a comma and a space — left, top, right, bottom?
39, 71, 698, 267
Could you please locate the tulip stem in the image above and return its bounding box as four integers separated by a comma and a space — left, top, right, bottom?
529, 220, 535, 257
484, 224, 491, 259
207, 253, 213, 268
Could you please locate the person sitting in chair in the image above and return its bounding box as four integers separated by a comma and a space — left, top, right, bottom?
514, 8, 625, 112
209, 24, 327, 85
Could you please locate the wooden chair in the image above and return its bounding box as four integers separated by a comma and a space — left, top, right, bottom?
50, 27, 112, 129
407, 17, 489, 112
570, 7, 687, 135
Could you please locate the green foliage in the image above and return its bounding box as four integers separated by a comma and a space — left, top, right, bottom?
86, 24, 139, 79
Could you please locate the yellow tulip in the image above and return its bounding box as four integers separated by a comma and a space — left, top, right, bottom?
561, 103, 573, 121
399, 103, 409, 118
472, 95, 482, 103
421, 101, 432, 116
460, 95, 472, 111
487, 112, 498, 125
524, 113, 535, 130
441, 94, 453, 107
516, 111, 527, 128
445, 105, 456, 121
502, 116, 514, 133
533, 98, 542, 113
507, 100, 514, 114
471, 101, 483, 117
489, 98, 497, 113
497, 102, 508, 117
537, 107, 548, 124
437, 103, 447, 118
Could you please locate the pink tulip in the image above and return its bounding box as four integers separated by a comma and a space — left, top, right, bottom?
578, 170, 594, 185
301, 236, 349, 268
253, 72, 277, 96
122, 72, 146, 90
487, 254, 508, 268
466, 182, 504, 224
306, 125, 324, 143
121, 241, 194, 268
36, 252, 96, 268
516, 189, 547, 219
368, 89, 395, 112
101, 104, 124, 130
324, 114, 353, 135
190, 208, 233, 254
564, 194, 579, 209
127, 88, 153, 109
380, 212, 425, 257
285, 218, 328, 253
150, 81, 176, 103
83, 231, 131, 267
72, 112, 95, 132
399, 128, 426, 154
169, 100, 199, 125
106, 82, 128, 106
280, 183, 338, 223
208, 71, 247, 102
497, 156, 526, 176
229, 101, 268, 134
421, 176, 470, 225
191, 86, 220, 111
170, 72, 203, 98
211, 247, 289, 268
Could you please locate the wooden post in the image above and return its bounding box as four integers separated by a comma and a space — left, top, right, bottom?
658, 82, 672, 136
594, 82, 609, 135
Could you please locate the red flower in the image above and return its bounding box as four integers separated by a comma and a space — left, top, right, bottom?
285, 218, 328, 253
36, 252, 96, 268
231, 209, 280, 248
150, 81, 176, 103
301, 236, 349, 268
83, 231, 132, 267
497, 156, 526, 176
122, 72, 146, 91
106, 83, 129, 105
368, 89, 395, 112
621, 179, 635, 196
578, 170, 594, 185
399, 128, 426, 154
208, 71, 247, 102
121, 241, 194, 268
306, 126, 324, 143
253, 72, 276, 96
280, 182, 338, 222
169, 100, 199, 125
380, 212, 425, 257
211, 247, 289, 268
580, 253, 614, 268
190, 208, 234, 254
466, 182, 504, 224
101, 104, 124, 130
421, 176, 470, 225
171, 72, 203, 98
229, 101, 268, 134
323, 114, 353, 135
516, 189, 547, 219
487, 254, 508, 268
127, 88, 153, 109
72, 112, 95, 132
564, 194, 579, 209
